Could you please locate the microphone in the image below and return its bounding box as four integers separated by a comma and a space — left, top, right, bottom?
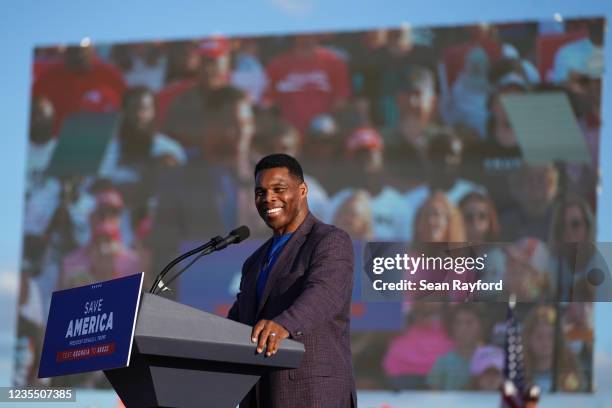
149, 226, 251, 294
212, 226, 250, 251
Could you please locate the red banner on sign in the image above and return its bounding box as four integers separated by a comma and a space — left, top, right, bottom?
56, 342, 116, 362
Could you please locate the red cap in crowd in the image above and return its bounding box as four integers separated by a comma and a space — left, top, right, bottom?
345, 127, 384, 153
197, 36, 230, 58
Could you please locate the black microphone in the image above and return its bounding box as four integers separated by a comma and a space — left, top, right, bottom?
212, 225, 250, 251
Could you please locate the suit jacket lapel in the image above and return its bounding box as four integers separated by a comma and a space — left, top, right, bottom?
256, 213, 315, 317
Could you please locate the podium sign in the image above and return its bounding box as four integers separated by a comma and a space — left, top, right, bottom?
38, 273, 144, 378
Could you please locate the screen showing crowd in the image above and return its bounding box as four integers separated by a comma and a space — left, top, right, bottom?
18, 17, 603, 393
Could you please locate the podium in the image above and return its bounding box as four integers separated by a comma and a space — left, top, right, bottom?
104, 293, 305, 407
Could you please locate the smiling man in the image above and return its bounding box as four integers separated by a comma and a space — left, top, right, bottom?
228, 153, 357, 407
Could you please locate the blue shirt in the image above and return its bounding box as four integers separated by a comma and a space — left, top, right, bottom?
256, 233, 293, 306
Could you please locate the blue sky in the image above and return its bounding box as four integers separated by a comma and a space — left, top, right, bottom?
0, 0, 611, 403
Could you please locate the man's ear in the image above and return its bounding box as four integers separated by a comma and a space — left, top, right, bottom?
300, 181, 308, 198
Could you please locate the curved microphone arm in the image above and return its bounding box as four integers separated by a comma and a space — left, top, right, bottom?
149, 236, 223, 294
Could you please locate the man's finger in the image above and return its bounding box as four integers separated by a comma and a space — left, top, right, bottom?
251, 320, 267, 343
266, 331, 279, 356
257, 325, 271, 354
271, 335, 283, 355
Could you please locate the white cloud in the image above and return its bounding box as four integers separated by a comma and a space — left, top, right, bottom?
266, 0, 314, 16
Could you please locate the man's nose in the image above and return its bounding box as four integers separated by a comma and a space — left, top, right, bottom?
264, 190, 277, 203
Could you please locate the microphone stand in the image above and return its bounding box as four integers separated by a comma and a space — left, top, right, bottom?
160, 246, 214, 291
149, 236, 223, 294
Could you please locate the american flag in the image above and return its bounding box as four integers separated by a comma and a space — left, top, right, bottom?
500, 299, 527, 408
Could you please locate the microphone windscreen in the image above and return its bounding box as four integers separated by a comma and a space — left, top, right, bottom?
231, 226, 250, 243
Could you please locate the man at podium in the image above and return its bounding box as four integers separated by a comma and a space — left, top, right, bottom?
228, 153, 357, 407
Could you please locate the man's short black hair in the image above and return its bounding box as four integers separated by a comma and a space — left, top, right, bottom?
254, 153, 304, 182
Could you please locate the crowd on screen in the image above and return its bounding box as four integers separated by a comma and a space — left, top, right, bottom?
17, 19, 603, 391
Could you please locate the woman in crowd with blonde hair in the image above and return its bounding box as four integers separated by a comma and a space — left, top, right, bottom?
410, 191, 471, 302
413, 191, 466, 247
332, 189, 374, 240
458, 191, 508, 291
459, 191, 500, 242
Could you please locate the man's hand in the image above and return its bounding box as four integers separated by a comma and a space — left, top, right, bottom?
251, 319, 290, 357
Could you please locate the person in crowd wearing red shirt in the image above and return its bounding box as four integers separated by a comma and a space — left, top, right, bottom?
264, 35, 351, 134
32, 44, 126, 133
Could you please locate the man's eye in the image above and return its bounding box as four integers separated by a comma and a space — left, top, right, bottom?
274, 188, 286, 193
255, 191, 265, 197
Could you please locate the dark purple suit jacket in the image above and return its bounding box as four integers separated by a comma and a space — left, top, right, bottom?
228, 212, 357, 408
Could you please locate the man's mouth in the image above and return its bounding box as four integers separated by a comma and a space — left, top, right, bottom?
266, 207, 283, 217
